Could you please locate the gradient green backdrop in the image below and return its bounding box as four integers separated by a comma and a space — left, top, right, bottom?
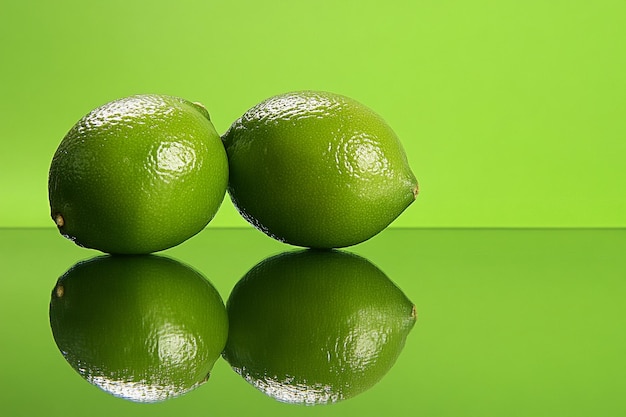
1, 0, 624, 228
1, 3, 625, 417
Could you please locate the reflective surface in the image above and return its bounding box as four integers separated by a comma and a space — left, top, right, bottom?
223, 250, 416, 405
1, 227, 625, 416
49, 255, 228, 403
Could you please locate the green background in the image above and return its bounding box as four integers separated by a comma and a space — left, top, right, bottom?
1, 2, 625, 416
1, 0, 624, 228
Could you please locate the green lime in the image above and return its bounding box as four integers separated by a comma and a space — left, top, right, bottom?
222, 249, 417, 405
48, 94, 228, 254
222, 91, 418, 249
49, 255, 228, 403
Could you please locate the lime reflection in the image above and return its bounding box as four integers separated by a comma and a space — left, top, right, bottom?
222, 249, 417, 405
49, 255, 228, 403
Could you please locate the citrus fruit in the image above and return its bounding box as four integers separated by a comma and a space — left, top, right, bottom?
49, 255, 228, 403
48, 94, 228, 254
222, 249, 417, 405
221, 90, 418, 249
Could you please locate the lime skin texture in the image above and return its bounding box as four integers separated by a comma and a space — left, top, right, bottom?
222, 249, 417, 405
222, 90, 419, 249
48, 94, 228, 255
49, 255, 228, 403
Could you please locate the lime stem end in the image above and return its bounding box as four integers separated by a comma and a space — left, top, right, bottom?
54, 213, 64, 228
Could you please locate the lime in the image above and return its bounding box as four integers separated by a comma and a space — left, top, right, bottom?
222, 91, 418, 249
48, 94, 228, 254
222, 249, 417, 405
49, 255, 228, 403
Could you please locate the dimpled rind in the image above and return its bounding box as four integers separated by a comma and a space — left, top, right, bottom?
49, 255, 229, 403
48, 94, 229, 254
222, 91, 418, 249
223, 249, 417, 404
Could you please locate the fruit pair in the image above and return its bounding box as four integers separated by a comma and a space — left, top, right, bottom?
50, 250, 416, 404
48, 92, 418, 254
